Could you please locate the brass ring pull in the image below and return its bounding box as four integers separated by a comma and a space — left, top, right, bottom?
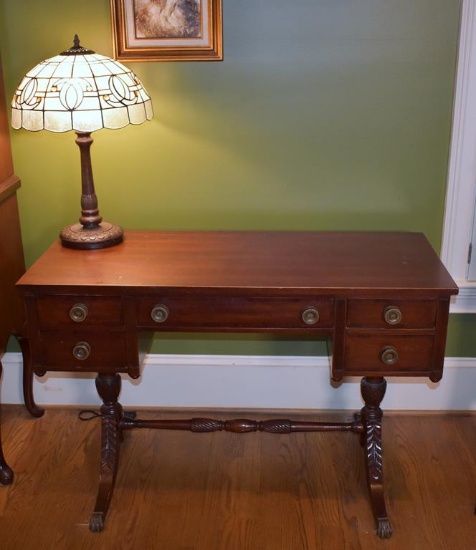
384, 305, 402, 325
302, 307, 319, 325
73, 341, 91, 361
381, 346, 399, 365
70, 303, 88, 323
151, 304, 169, 324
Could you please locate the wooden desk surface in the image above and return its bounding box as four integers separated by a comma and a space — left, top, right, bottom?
18, 231, 458, 297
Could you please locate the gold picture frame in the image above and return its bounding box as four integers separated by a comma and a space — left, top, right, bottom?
110, 0, 223, 62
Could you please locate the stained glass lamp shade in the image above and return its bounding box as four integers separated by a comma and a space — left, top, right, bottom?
11, 35, 153, 249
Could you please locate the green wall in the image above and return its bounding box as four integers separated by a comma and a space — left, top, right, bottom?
1, 0, 470, 356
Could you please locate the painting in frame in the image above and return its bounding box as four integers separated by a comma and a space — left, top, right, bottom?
111, 0, 222, 62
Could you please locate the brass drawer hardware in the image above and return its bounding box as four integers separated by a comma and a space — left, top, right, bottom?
381, 346, 399, 365
302, 306, 319, 325
72, 341, 91, 361
151, 304, 169, 324
383, 306, 402, 325
70, 303, 89, 323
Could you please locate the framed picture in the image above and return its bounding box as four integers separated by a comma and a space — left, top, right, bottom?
110, 0, 223, 62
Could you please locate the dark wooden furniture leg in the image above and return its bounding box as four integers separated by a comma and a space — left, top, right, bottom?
0, 359, 13, 485
89, 373, 123, 533
17, 336, 44, 418
360, 376, 392, 539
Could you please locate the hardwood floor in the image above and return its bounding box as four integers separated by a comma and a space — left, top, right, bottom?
0, 406, 474, 549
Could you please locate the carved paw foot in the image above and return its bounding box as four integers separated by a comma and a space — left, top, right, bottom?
0, 464, 14, 485
89, 512, 105, 533
377, 518, 392, 539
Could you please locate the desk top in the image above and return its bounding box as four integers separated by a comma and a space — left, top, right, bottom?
18, 231, 458, 298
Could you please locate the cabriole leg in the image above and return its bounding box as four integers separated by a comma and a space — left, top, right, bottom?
17, 336, 44, 418
360, 376, 392, 539
0, 359, 13, 485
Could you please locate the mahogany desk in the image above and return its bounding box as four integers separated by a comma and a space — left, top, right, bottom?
17, 231, 458, 537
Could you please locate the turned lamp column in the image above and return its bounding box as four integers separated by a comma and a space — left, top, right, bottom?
77, 132, 101, 227
59, 132, 123, 249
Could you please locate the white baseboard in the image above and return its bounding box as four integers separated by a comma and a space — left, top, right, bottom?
1, 353, 475, 411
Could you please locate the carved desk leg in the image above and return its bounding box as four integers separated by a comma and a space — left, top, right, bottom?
0, 359, 14, 485
360, 376, 392, 539
89, 373, 123, 533
17, 336, 44, 418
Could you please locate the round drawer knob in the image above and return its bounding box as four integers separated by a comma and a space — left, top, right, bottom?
302, 307, 319, 325
70, 303, 89, 323
381, 346, 399, 365
151, 304, 169, 324
384, 305, 402, 325
73, 341, 91, 361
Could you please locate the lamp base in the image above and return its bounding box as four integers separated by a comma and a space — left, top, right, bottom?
60, 222, 124, 250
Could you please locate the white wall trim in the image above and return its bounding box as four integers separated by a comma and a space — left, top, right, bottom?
448, 284, 476, 312
1, 352, 475, 411
442, 0, 476, 311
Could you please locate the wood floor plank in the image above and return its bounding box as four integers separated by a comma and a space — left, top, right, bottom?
0, 406, 474, 549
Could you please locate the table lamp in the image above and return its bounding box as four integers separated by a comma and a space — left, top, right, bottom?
11, 35, 153, 249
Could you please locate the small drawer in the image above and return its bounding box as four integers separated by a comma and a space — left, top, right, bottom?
35, 296, 124, 328
38, 330, 127, 372
346, 299, 436, 329
343, 333, 435, 374
136, 295, 335, 330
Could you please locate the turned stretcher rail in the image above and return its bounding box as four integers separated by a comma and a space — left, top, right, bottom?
119, 416, 365, 434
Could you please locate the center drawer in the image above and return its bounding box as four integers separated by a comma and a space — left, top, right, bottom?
136, 295, 335, 330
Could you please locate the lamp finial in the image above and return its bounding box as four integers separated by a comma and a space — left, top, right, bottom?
61, 35, 95, 56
